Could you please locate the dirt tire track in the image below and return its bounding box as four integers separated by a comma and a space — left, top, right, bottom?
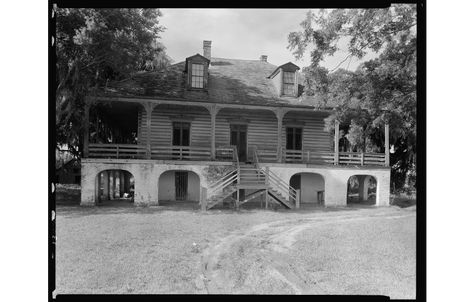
200, 210, 414, 294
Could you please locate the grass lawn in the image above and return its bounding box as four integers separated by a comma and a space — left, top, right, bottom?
55, 203, 415, 298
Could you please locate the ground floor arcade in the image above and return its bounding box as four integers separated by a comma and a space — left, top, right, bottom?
80, 159, 390, 207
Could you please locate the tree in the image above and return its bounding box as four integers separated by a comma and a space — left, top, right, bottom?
55, 8, 167, 157
288, 5, 417, 192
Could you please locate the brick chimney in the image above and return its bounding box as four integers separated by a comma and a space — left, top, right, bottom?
203, 40, 212, 60
260, 55, 268, 62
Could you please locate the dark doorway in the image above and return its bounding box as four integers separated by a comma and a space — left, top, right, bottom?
173, 122, 190, 146
290, 174, 301, 190
173, 122, 190, 159
230, 124, 247, 162
289, 174, 301, 203
96, 170, 134, 205
175, 171, 188, 200
286, 127, 302, 150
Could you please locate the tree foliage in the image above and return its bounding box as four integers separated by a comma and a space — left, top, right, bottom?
288, 5, 417, 191
55, 8, 168, 156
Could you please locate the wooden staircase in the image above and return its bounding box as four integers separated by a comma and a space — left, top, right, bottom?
203, 148, 299, 210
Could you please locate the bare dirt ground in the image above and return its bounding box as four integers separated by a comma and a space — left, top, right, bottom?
199, 207, 415, 298
55, 204, 415, 298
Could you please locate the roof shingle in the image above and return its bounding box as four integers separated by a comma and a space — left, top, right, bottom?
101, 57, 333, 109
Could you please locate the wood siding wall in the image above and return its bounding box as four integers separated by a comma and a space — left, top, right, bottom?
138, 105, 210, 147
137, 105, 332, 154
283, 111, 332, 152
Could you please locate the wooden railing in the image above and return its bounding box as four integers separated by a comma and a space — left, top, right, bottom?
88, 143, 385, 167
202, 145, 240, 210
151, 146, 211, 160
216, 146, 235, 161
261, 168, 298, 208
280, 149, 385, 167
254, 147, 298, 208
87, 144, 237, 162
89, 144, 147, 159
339, 152, 386, 166
232, 145, 240, 175
307, 151, 335, 165
207, 169, 239, 197
283, 149, 304, 163
254, 147, 278, 163
253, 147, 260, 165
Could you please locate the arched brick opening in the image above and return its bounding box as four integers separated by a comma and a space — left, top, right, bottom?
289, 172, 325, 205
347, 175, 377, 205
95, 169, 135, 205
158, 170, 201, 203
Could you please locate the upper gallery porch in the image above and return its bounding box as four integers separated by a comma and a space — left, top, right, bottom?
83, 96, 390, 167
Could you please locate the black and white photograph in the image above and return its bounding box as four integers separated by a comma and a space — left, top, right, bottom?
49, 3, 422, 299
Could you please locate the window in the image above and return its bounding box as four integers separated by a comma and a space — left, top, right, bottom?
173, 122, 190, 146
191, 64, 204, 88
283, 71, 295, 95
286, 127, 302, 150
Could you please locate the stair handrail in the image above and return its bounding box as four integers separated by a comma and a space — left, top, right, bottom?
207, 169, 237, 190
209, 174, 238, 196
232, 145, 240, 184
254, 146, 260, 167
206, 145, 240, 202
253, 147, 265, 183
261, 169, 298, 204
254, 145, 297, 203
207, 169, 238, 196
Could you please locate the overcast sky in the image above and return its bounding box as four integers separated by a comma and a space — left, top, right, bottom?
159, 8, 376, 71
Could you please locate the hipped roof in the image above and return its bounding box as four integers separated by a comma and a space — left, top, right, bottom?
99, 57, 337, 110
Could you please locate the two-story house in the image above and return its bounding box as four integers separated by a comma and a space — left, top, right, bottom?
80, 40, 391, 209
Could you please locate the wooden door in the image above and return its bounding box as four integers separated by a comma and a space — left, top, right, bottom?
230, 124, 247, 162
286, 127, 302, 150
172, 122, 190, 159
175, 171, 188, 201
172, 122, 190, 146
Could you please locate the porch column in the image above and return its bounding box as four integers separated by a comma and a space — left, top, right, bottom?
275, 108, 286, 163
109, 172, 114, 200
83, 102, 90, 158
124, 173, 130, 194
209, 105, 218, 160
334, 120, 340, 165
145, 103, 154, 159
113, 171, 119, 199
120, 171, 125, 197
103, 171, 109, 201
357, 175, 369, 201
384, 123, 390, 167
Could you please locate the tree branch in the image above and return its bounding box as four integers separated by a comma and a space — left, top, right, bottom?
329, 53, 353, 72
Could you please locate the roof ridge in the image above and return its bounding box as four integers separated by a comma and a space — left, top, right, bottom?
211, 57, 273, 63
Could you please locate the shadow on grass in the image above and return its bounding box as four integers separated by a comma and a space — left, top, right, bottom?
391, 197, 417, 208
56, 200, 367, 218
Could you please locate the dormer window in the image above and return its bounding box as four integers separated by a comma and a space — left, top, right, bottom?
283, 72, 295, 95
184, 53, 210, 90
191, 63, 204, 88
268, 62, 300, 97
